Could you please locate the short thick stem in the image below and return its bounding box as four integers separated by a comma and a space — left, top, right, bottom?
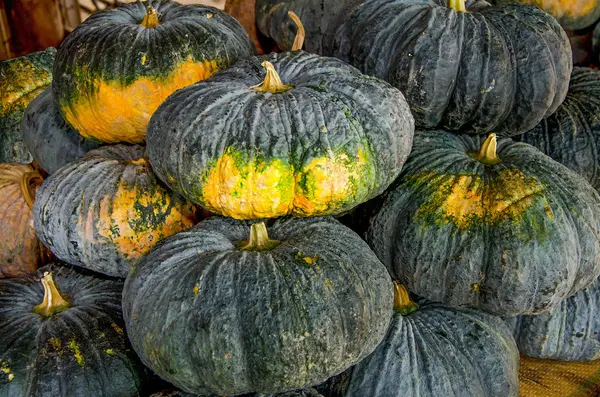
240, 222, 281, 251
476, 133, 500, 165
33, 272, 72, 317
288, 11, 305, 51
394, 281, 418, 316
250, 61, 294, 94
448, 0, 467, 12
140, 6, 160, 28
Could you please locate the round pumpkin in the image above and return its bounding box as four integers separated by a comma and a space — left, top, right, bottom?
321, 282, 519, 397
0, 47, 56, 163
22, 87, 102, 175
333, 0, 572, 136
367, 130, 600, 317
0, 163, 50, 278
52, 0, 255, 144
33, 145, 198, 278
123, 216, 394, 396
494, 0, 600, 31
151, 388, 324, 397
0, 264, 145, 396
518, 67, 600, 192
147, 51, 414, 220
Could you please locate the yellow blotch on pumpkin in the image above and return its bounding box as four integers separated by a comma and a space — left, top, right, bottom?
0, 58, 51, 113
68, 339, 85, 367
0, 361, 13, 381
62, 58, 219, 144
526, 0, 596, 19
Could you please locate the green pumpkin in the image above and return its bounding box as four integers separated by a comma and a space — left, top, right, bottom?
0, 47, 56, 163
333, 0, 572, 136
123, 216, 394, 396
147, 51, 414, 220
367, 130, 600, 317
150, 388, 324, 397
494, 0, 600, 31
0, 264, 145, 396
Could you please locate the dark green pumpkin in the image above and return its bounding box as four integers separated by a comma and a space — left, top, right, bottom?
33, 145, 198, 278
22, 87, 102, 175
321, 283, 519, 397
494, 0, 600, 31
123, 216, 394, 396
0, 47, 56, 163
519, 68, 600, 192
333, 0, 572, 136
367, 130, 600, 317
147, 51, 414, 220
150, 388, 324, 397
0, 264, 145, 396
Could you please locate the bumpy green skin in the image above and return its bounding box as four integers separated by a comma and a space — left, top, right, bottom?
0, 48, 56, 163
518, 67, 600, 192
22, 88, 102, 174
0, 264, 145, 397
506, 276, 600, 361
367, 130, 600, 317
123, 216, 394, 396
322, 296, 519, 397
334, 0, 572, 136
151, 387, 324, 397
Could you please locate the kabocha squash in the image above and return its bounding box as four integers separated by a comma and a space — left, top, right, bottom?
22, 88, 101, 175
0, 264, 145, 396
52, 0, 255, 144
519, 67, 600, 192
506, 276, 600, 361
151, 388, 324, 396
0, 48, 56, 163
322, 283, 519, 397
494, 0, 600, 31
334, 0, 572, 136
368, 130, 600, 317
147, 51, 414, 219
123, 216, 394, 396
33, 145, 197, 278
0, 163, 50, 278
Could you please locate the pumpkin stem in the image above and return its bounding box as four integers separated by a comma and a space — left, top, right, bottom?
250, 61, 294, 94
240, 222, 281, 251
393, 281, 418, 316
140, 6, 160, 28
448, 0, 467, 12
33, 272, 72, 317
288, 11, 305, 51
19, 170, 44, 209
475, 133, 501, 165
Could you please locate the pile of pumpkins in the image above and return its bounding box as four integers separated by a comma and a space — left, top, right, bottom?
1, 0, 600, 396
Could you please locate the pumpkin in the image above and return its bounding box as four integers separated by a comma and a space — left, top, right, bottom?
33, 145, 197, 278
518, 67, 600, 192
147, 50, 414, 220
494, 0, 600, 31
22, 88, 102, 175
151, 388, 324, 397
0, 47, 56, 163
321, 282, 519, 397
333, 0, 572, 136
52, 0, 255, 144
506, 276, 600, 361
0, 163, 50, 278
0, 264, 145, 396
367, 130, 600, 317
123, 216, 394, 396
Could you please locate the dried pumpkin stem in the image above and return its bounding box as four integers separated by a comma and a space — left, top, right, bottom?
448, 0, 467, 12
393, 281, 418, 316
33, 272, 72, 317
140, 6, 160, 28
250, 61, 294, 94
20, 170, 43, 209
288, 11, 305, 51
240, 222, 281, 251
476, 133, 500, 165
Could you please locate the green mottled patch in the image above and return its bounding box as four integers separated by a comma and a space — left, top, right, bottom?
68, 339, 85, 367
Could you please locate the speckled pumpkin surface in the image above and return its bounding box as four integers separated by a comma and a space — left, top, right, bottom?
0, 163, 49, 279
52, 0, 255, 144
334, 0, 572, 136
0, 264, 145, 397
147, 51, 414, 220
33, 145, 197, 278
123, 216, 394, 396
495, 0, 600, 31
0, 48, 56, 163
367, 130, 600, 317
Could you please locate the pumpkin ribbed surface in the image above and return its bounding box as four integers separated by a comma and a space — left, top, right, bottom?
495, 0, 600, 31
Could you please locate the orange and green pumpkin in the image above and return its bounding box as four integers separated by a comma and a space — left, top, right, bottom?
494, 0, 600, 31
52, 0, 255, 144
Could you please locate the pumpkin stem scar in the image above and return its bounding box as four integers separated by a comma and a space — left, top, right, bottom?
239, 222, 281, 251
474, 133, 501, 165
393, 281, 419, 316
288, 11, 305, 51
32, 272, 72, 317
140, 6, 160, 28
250, 61, 295, 94
12, 168, 43, 210
448, 0, 467, 12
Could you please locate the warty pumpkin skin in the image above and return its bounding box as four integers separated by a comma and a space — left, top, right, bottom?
147, 51, 415, 220
518, 67, 600, 192
334, 0, 572, 136
367, 130, 600, 317
123, 216, 394, 396
0, 163, 50, 278
494, 0, 600, 31
0, 48, 56, 163
0, 264, 145, 397
33, 145, 197, 278
52, 0, 255, 144
22, 88, 102, 175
